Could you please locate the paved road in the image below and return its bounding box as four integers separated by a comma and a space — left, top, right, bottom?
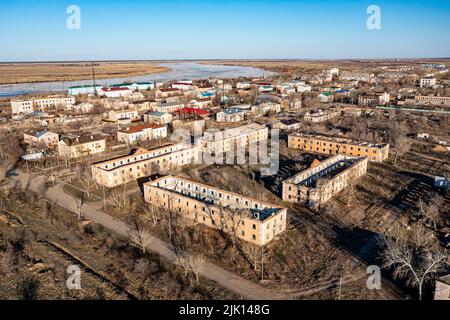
10, 170, 297, 300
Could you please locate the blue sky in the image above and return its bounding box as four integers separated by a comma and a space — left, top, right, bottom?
0, 0, 449, 61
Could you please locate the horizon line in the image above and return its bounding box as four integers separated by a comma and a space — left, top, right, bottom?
1, 57, 450, 64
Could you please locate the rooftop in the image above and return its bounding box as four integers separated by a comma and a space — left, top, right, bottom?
286, 155, 365, 188
60, 134, 105, 146
118, 124, 165, 134
148, 175, 284, 222
290, 132, 387, 149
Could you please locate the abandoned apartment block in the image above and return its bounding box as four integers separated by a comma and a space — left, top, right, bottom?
282, 155, 368, 209
144, 175, 287, 246
288, 133, 389, 162
91, 143, 197, 188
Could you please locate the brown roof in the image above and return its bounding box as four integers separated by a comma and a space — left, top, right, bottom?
61, 134, 105, 146
118, 124, 165, 134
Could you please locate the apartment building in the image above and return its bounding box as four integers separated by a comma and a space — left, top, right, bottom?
304, 109, 340, 123
143, 111, 173, 125
11, 96, 76, 116
117, 124, 168, 145
23, 130, 59, 147
58, 134, 107, 159
91, 143, 196, 187
67, 102, 94, 113
144, 175, 287, 246
358, 92, 390, 106
172, 81, 195, 91
216, 108, 246, 123
405, 95, 450, 107
318, 92, 334, 103
420, 77, 437, 88
99, 87, 133, 98
154, 101, 185, 113
283, 155, 368, 209
288, 133, 389, 162
107, 109, 139, 122
198, 123, 269, 155
155, 88, 183, 99
172, 118, 206, 135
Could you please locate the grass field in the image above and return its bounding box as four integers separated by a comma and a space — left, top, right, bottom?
200, 59, 450, 73
0, 62, 170, 85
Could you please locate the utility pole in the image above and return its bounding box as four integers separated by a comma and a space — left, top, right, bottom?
338, 273, 343, 300
261, 246, 264, 281
102, 185, 107, 211
92, 59, 97, 96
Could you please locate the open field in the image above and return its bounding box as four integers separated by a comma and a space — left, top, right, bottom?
200, 59, 450, 73
0, 62, 170, 85
0, 183, 240, 300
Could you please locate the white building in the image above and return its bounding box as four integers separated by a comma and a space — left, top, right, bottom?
236, 82, 251, 89
68, 102, 94, 113
420, 77, 437, 88
107, 109, 139, 122
117, 124, 168, 145
23, 130, 59, 148
297, 84, 312, 93
318, 92, 334, 103
172, 81, 194, 91
99, 87, 133, 98
144, 112, 173, 125
216, 108, 246, 123
11, 96, 76, 116
154, 101, 185, 113
68, 85, 103, 96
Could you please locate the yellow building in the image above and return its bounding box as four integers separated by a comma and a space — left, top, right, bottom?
288, 133, 389, 162
91, 143, 197, 188
198, 123, 269, 155
144, 176, 287, 246
282, 155, 368, 209
58, 134, 106, 159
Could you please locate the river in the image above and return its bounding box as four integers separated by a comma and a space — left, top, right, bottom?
0, 62, 272, 98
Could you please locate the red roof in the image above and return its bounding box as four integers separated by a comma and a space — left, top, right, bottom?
176, 107, 209, 116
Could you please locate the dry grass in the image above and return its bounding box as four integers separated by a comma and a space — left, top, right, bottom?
0, 62, 169, 85
201, 59, 450, 73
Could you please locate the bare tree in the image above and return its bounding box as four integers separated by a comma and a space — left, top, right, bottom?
393, 135, 411, 165
109, 186, 130, 209
417, 196, 443, 231
44, 200, 58, 225
138, 200, 161, 226
173, 248, 204, 282
243, 243, 261, 271
76, 191, 86, 221
127, 215, 153, 254
380, 223, 447, 300
77, 165, 98, 199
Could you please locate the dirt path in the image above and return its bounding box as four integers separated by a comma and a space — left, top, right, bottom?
9, 170, 299, 300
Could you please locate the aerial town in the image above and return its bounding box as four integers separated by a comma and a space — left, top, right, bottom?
0, 59, 448, 302
1, 0, 450, 310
